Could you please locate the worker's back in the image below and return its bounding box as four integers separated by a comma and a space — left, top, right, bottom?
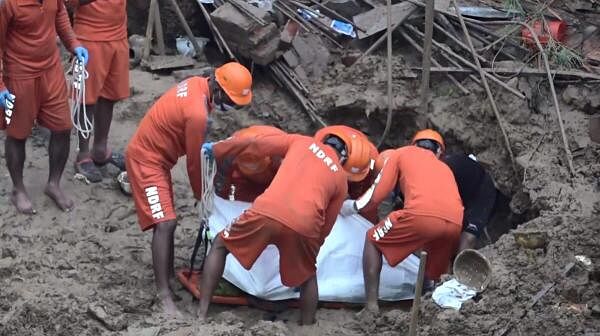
251, 136, 348, 241
127, 77, 210, 168
393, 146, 463, 224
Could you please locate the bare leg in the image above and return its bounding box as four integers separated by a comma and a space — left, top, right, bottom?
198, 235, 229, 319
76, 104, 95, 162
299, 275, 318, 325
5, 136, 35, 214
45, 130, 74, 211
90, 98, 115, 161
457, 231, 477, 254
363, 238, 382, 312
152, 220, 179, 315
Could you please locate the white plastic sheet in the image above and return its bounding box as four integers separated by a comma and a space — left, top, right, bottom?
206, 197, 420, 303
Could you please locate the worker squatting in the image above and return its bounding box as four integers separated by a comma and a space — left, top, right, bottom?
0, 0, 498, 324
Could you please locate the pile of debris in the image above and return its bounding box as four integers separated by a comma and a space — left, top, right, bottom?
136, 0, 600, 131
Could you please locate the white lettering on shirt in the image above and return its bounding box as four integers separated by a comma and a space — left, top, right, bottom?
176, 81, 189, 98
308, 142, 339, 172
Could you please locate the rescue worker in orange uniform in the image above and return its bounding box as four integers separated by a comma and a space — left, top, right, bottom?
341, 129, 463, 313
198, 127, 371, 324
214, 125, 285, 202
125, 62, 252, 315
0, 0, 88, 213
66, 0, 130, 182
315, 125, 379, 223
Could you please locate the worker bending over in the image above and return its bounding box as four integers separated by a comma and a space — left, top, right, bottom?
315, 125, 379, 223
214, 125, 285, 202
198, 127, 371, 324
444, 153, 498, 253
341, 129, 463, 313
0, 0, 88, 213
125, 62, 252, 315
67, 0, 129, 182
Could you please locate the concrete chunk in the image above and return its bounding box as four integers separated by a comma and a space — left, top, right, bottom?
250, 35, 281, 65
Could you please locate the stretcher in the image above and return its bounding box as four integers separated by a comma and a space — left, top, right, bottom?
178, 196, 420, 306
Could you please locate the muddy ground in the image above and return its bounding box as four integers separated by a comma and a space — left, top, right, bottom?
1, 38, 600, 335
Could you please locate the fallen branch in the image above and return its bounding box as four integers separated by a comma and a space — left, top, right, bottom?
400, 28, 470, 94
452, 0, 518, 175
405, 24, 526, 99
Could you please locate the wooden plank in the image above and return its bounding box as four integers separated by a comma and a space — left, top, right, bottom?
353, 2, 417, 39
142, 55, 195, 71
143, 0, 157, 61
417, 66, 600, 80
153, 0, 166, 55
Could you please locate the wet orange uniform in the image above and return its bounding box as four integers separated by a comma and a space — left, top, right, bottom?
214, 133, 348, 286
214, 126, 284, 202
357, 145, 463, 280
0, 0, 81, 139
69, 0, 129, 104
126, 77, 211, 231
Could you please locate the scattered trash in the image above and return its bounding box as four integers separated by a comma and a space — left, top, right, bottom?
117, 171, 132, 196
432, 279, 477, 310
513, 230, 549, 249
453, 249, 492, 292
74, 173, 91, 185
575, 255, 593, 271
521, 20, 567, 47
176, 36, 209, 58
330, 19, 356, 38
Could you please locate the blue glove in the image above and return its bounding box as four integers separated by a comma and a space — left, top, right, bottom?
74, 46, 89, 66
0, 89, 12, 109
201, 142, 214, 159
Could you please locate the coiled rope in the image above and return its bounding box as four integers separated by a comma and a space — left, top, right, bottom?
189, 148, 218, 276
68, 59, 92, 139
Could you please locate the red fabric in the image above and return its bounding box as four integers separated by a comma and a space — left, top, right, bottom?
359, 146, 463, 225
0, 61, 71, 139
0, 0, 80, 90
221, 210, 319, 287
125, 156, 176, 231
368, 210, 461, 280
72, 0, 127, 41
213, 134, 348, 243
126, 77, 211, 200
81, 39, 130, 104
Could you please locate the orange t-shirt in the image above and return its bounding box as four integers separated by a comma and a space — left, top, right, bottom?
126, 77, 211, 199
0, 0, 80, 89
357, 145, 463, 224
70, 0, 127, 41
214, 133, 348, 242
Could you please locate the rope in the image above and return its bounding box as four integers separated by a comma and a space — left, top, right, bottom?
68, 59, 92, 139
188, 147, 218, 276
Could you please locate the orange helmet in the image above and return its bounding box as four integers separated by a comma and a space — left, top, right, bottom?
411, 129, 445, 152
315, 125, 376, 181
346, 136, 375, 182
215, 62, 253, 106
232, 125, 284, 176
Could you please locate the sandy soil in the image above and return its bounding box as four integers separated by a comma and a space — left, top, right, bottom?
1, 50, 600, 336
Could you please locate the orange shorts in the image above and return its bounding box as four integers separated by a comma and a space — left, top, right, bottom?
82, 39, 130, 104
126, 156, 176, 231
221, 210, 319, 287
368, 210, 461, 280
0, 61, 71, 139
